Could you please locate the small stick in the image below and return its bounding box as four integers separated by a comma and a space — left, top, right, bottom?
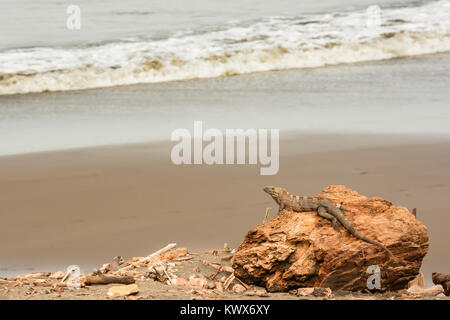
224, 274, 235, 290
263, 207, 272, 223
234, 276, 249, 289
61, 273, 70, 283
204, 248, 231, 254
173, 256, 193, 262
202, 260, 234, 273
412, 208, 417, 217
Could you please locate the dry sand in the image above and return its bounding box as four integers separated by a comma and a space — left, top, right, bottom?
0, 133, 449, 289
1, 248, 448, 300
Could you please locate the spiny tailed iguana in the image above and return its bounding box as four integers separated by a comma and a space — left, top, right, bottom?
263, 186, 393, 257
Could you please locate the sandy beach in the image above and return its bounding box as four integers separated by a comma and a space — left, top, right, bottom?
1, 0, 450, 303
1, 134, 449, 287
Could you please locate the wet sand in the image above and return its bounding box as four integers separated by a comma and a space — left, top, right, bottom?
0, 134, 449, 286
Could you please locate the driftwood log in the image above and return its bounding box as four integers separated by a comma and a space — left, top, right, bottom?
83, 275, 135, 286
432, 272, 450, 296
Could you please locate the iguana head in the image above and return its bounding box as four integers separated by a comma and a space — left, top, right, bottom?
263, 186, 286, 202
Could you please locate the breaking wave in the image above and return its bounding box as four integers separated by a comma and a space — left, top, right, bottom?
1, 0, 449, 95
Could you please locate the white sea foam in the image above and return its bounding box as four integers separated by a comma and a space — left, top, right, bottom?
1, 0, 449, 95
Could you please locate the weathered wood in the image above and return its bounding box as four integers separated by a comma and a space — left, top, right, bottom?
432, 272, 450, 296
202, 260, 234, 273
224, 274, 235, 290
408, 272, 425, 289
121, 243, 177, 270
221, 255, 233, 261
407, 284, 444, 296
83, 275, 135, 285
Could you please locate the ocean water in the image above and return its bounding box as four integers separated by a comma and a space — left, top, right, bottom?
0, 0, 449, 155
0, 0, 449, 95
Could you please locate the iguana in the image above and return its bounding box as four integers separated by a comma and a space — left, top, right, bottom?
263, 186, 393, 257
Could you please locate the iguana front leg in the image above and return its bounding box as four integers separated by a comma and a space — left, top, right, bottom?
278, 202, 285, 213
318, 206, 342, 235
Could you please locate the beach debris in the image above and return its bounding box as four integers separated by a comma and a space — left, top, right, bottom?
412, 208, 417, 217
223, 274, 235, 291
408, 272, 426, 289
53, 282, 67, 288
49, 271, 65, 280
202, 260, 234, 274
292, 287, 314, 296
188, 275, 215, 289
32, 279, 50, 287
8, 272, 50, 281
159, 248, 189, 261
175, 277, 188, 286
244, 286, 269, 297
0, 278, 13, 285
432, 272, 450, 296
100, 256, 123, 274
290, 287, 332, 298
214, 282, 224, 292
204, 247, 232, 256
232, 283, 246, 294
107, 284, 139, 297
83, 275, 135, 286
121, 243, 177, 271
172, 256, 194, 262
232, 185, 429, 292
221, 255, 233, 262
147, 261, 177, 284
407, 284, 444, 297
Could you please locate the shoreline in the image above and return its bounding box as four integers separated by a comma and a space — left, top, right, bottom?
2, 244, 449, 300
1, 133, 449, 286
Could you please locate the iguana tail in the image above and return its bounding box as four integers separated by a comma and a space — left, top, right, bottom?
321, 200, 393, 257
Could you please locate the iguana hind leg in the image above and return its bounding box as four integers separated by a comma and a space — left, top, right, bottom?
318, 206, 341, 235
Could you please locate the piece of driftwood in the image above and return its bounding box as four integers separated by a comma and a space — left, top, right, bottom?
173, 256, 193, 262
224, 274, 235, 290
407, 284, 444, 296
202, 260, 234, 273
7, 272, 50, 281
263, 207, 271, 223
83, 275, 135, 285
121, 243, 177, 270
0, 279, 12, 284
100, 256, 123, 273
221, 255, 233, 261
408, 272, 425, 289
234, 276, 249, 289
432, 272, 450, 296
204, 248, 231, 255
